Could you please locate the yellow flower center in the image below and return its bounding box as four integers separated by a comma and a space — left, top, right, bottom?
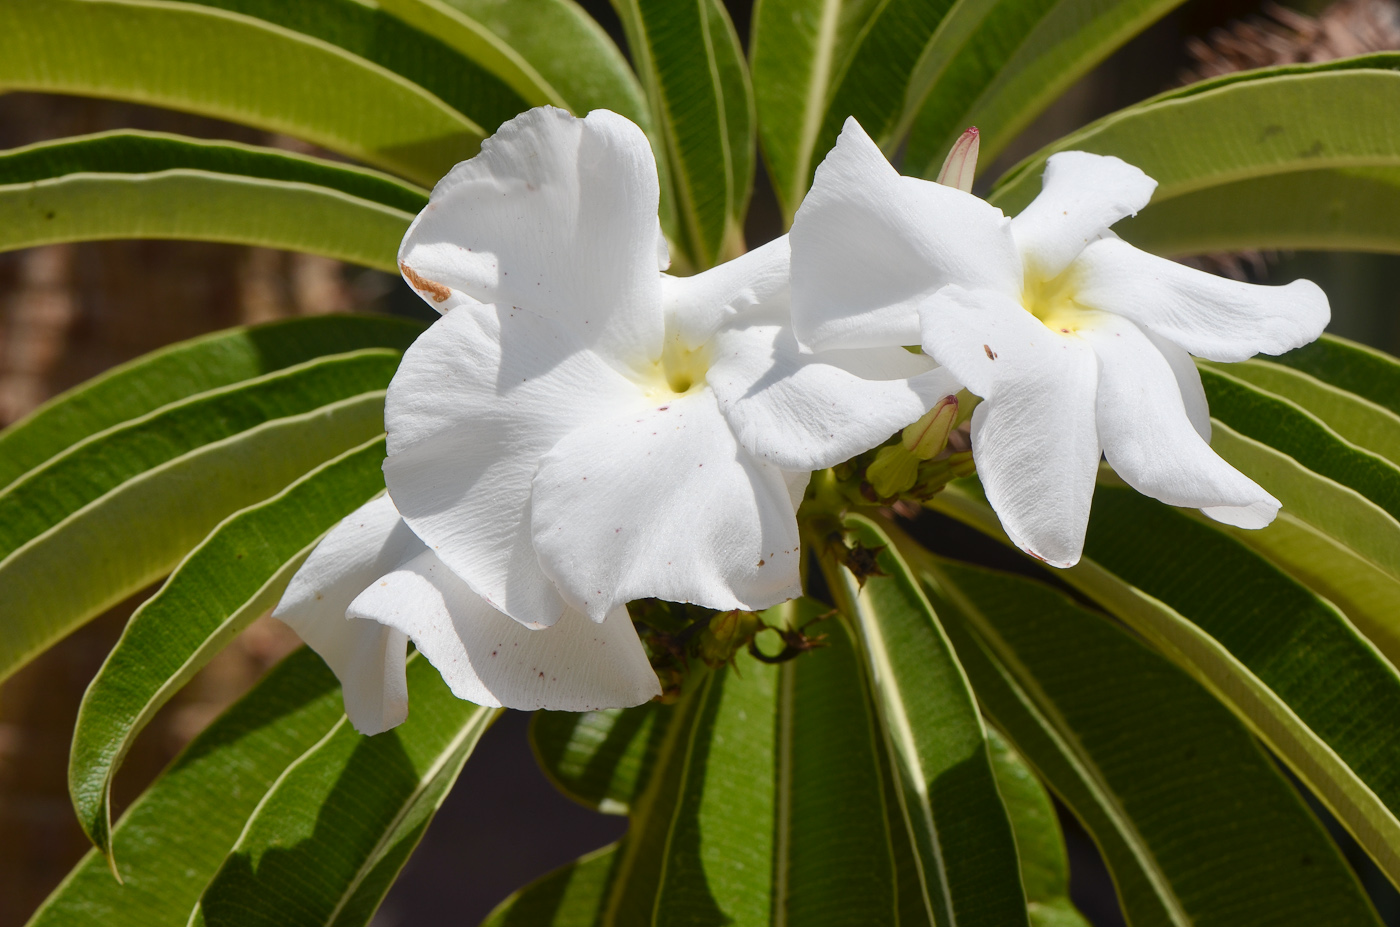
641, 334, 711, 400
1022, 266, 1090, 335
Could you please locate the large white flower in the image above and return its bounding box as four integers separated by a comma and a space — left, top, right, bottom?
273, 494, 661, 734
790, 118, 1329, 567
388, 106, 956, 626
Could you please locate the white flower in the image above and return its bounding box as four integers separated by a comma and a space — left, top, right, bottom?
388, 106, 956, 626
790, 118, 1329, 567
273, 494, 661, 734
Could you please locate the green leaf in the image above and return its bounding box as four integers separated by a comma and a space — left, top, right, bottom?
749, 0, 956, 222
530, 702, 671, 815
0, 391, 385, 685
27, 647, 345, 926
0, 350, 399, 565
933, 480, 1400, 890
482, 844, 621, 927
431, 0, 651, 127
612, 0, 754, 269
511, 601, 916, 923
987, 61, 1400, 257
190, 655, 497, 927
1213, 359, 1400, 469
1107, 166, 1400, 257
171, 0, 528, 129
0, 0, 482, 186
986, 730, 1089, 927
920, 555, 1383, 927
1199, 424, 1400, 667
1200, 366, 1400, 522
0, 131, 428, 212
1271, 333, 1400, 420
821, 514, 1028, 926
903, 0, 1184, 176
69, 438, 389, 860
0, 162, 413, 271
0, 315, 421, 491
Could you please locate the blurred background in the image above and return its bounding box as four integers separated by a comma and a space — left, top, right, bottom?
2, 1, 1399, 924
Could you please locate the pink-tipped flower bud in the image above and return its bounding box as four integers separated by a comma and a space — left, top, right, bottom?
936, 127, 980, 193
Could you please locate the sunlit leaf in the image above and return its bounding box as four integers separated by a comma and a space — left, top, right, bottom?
27, 648, 344, 926
920, 554, 1383, 927
0, 0, 481, 185
69, 438, 389, 859
190, 655, 497, 927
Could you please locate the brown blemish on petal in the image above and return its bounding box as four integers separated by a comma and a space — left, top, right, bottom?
983, 344, 997, 360
400, 262, 452, 303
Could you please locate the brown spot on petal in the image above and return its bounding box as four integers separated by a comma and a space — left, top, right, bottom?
400, 262, 452, 303
983, 344, 997, 360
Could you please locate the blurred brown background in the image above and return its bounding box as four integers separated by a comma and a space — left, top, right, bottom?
3, 1, 1400, 925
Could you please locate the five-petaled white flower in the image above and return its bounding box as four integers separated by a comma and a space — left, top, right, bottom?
274, 494, 661, 734
388, 106, 956, 627
790, 118, 1329, 567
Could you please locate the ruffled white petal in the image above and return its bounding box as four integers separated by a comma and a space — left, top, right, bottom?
531, 390, 802, 620
709, 305, 960, 470
272, 494, 414, 735
920, 287, 1101, 567
1011, 152, 1156, 280
1081, 314, 1278, 528
1142, 326, 1211, 441
790, 117, 1021, 351
348, 550, 660, 711
662, 235, 792, 350
384, 302, 641, 628
397, 107, 665, 368
1071, 237, 1330, 362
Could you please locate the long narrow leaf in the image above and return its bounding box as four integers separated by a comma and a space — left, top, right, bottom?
986, 730, 1089, 927
190, 655, 497, 927
26, 648, 345, 926
1272, 333, 1400, 419
749, 0, 952, 222
173, 0, 529, 129
0, 392, 385, 684
0, 350, 399, 564
987, 61, 1400, 259
0, 0, 481, 186
69, 438, 390, 859
392, 0, 651, 128
531, 702, 671, 816
821, 514, 1028, 927
612, 0, 754, 269
1200, 366, 1400, 521
1215, 358, 1400, 468
504, 602, 913, 924
932, 481, 1400, 889
904, 0, 1185, 176
0, 315, 421, 491
921, 555, 1382, 927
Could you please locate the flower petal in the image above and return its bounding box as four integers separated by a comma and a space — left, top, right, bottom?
709, 306, 960, 470
1143, 326, 1211, 441
397, 106, 665, 366
531, 391, 802, 619
920, 287, 1101, 567
1081, 314, 1278, 529
348, 550, 660, 711
272, 494, 414, 735
1071, 237, 1330, 362
790, 117, 1020, 351
1011, 151, 1156, 279
384, 301, 641, 628
662, 235, 792, 349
